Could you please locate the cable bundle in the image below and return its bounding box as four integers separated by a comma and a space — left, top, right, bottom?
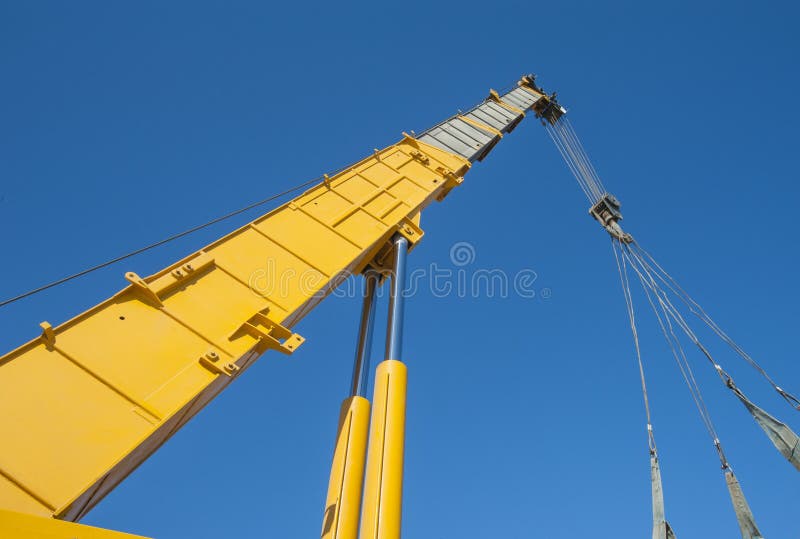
547, 113, 799, 539
545, 117, 606, 203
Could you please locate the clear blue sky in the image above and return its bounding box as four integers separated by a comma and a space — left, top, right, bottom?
1, 1, 798, 537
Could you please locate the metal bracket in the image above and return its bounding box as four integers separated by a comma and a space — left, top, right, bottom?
151, 252, 215, 295
434, 167, 464, 201
228, 307, 305, 354
520, 73, 544, 94
39, 321, 55, 348
590, 194, 633, 243
125, 254, 216, 306
364, 217, 425, 279
408, 149, 430, 165
125, 272, 164, 307
397, 216, 423, 246
198, 350, 240, 377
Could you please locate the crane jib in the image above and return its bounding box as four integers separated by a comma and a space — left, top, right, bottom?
0, 75, 556, 533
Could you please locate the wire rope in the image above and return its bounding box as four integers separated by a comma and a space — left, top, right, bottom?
0, 176, 325, 308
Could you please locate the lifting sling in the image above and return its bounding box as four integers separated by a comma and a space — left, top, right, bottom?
650, 453, 677, 539
724, 469, 764, 539
546, 112, 798, 538
730, 386, 800, 471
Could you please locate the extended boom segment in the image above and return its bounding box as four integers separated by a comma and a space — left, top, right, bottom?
0, 75, 559, 536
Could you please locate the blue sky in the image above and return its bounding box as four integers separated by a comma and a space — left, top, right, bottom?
1, 1, 798, 537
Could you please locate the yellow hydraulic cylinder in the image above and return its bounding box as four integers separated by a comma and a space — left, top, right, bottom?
321, 396, 371, 539
359, 359, 408, 539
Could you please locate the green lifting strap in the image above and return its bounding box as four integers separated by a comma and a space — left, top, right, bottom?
725, 470, 764, 539
730, 385, 800, 471
650, 454, 677, 539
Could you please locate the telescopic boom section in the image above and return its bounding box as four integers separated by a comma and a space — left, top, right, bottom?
0, 75, 558, 534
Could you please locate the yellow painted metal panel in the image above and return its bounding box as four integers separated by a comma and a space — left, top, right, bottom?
334, 209, 389, 249
254, 207, 361, 275
385, 176, 427, 204
53, 294, 223, 418
0, 136, 470, 522
381, 150, 413, 170
156, 268, 270, 357
300, 188, 354, 222
206, 226, 317, 315
334, 173, 380, 203
0, 509, 150, 539
0, 344, 155, 513
362, 191, 398, 216
0, 476, 50, 518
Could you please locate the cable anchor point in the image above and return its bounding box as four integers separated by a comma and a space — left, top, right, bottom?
589, 193, 633, 243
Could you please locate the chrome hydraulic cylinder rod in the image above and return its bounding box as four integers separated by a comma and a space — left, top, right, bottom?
384, 235, 409, 362
360, 234, 410, 539
350, 269, 380, 397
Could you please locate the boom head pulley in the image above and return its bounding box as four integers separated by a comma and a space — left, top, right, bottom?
521, 73, 566, 125
590, 193, 633, 243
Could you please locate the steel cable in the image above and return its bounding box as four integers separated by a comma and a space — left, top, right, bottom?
0, 176, 325, 308
611, 239, 658, 453
545, 117, 606, 204
621, 244, 731, 466
631, 242, 800, 410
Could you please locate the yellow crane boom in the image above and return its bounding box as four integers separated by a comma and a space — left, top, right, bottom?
0, 75, 560, 537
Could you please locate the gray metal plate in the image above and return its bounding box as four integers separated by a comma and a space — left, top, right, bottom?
418, 83, 543, 162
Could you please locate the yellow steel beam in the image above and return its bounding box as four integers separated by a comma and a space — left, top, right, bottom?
0, 75, 554, 537
0, 136, 469, 523
0, 509, 150, 539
